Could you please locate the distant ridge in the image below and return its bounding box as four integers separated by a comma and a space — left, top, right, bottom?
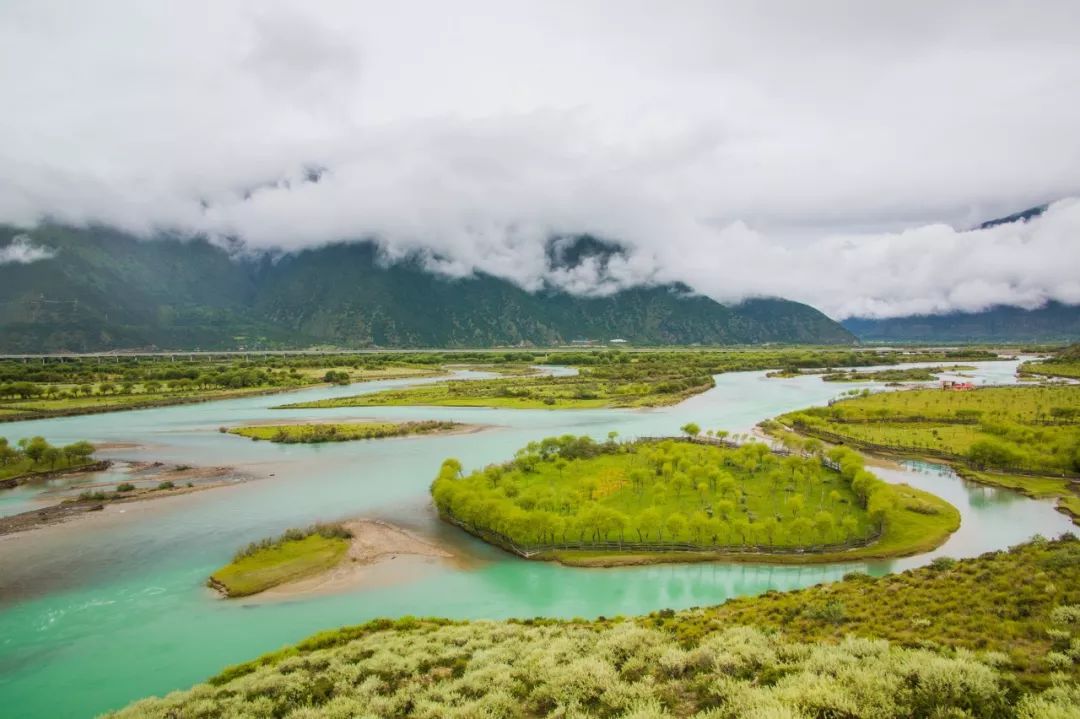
0, 225, 854, 351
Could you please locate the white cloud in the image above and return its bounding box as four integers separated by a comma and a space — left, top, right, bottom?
1, 1, 1079, 318
0, 235, 56, 265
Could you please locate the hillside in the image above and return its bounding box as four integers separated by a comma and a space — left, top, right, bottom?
0, 225, 854, 351
842, 302, 1080, 343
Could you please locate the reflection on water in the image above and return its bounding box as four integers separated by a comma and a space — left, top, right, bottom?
0, 357, 1072, 719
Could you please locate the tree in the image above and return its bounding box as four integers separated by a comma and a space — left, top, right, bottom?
790, 517, 813, 545
554, 458, 568, 479
0, 438, 17, 466
968, 439, 1020, 470
688, 512, 711, 545
22, 436, 50, 464
786, 494, 805, 519
680, 422, 701, 438
813, 511, 835, 543
42, 446, 62, 470
637, 507, 662, 542
664, 513, 688, 543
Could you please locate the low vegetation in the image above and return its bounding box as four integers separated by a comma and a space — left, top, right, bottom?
820, 365, 975, 382
1020, 343, 1080, 380
431, 434, 958, 563
282, 358, 717, 409
778, 385, 1080, 475
109, 536, 1080, 718
208, 523, 353, 598
0, 435, 96, 485
0, 348, 1004, 418
773, 384, 1080, 525
227, 420, 460, 443
282, 348, 1004, 411
0, 354, 452, 421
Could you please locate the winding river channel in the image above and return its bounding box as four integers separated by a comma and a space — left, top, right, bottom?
0, 359, 1073, 718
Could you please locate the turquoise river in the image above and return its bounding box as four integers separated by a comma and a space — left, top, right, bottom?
0, 359, 1072, 718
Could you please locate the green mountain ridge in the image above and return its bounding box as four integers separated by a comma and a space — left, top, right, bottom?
843, 302, 1080, 343
0, 225, 854, 351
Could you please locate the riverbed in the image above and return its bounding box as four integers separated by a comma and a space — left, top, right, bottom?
0, 359, 1071, 718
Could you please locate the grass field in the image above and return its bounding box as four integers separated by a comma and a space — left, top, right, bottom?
1021, 359, 1080, 380
227, 420, 459, 443
432, 436, 959, 563
1019, 344, 1080, 380
208, 524, 353, 598
108, 536, 1080, 717
779, 385, 1080, 476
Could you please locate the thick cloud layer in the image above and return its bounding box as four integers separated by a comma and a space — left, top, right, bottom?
1, 1, 1078, 318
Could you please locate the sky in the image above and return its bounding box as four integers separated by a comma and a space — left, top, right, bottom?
1, 0, 1079, 319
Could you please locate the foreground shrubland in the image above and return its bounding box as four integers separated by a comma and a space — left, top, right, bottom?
108, 536, 1080, 718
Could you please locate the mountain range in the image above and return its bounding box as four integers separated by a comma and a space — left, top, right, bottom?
0, 225, 854, 351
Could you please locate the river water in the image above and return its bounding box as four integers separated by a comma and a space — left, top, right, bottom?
0, 359, 1071, 718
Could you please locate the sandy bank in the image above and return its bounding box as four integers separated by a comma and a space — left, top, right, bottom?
252, 519, 456, 600
0, 463, 249, 536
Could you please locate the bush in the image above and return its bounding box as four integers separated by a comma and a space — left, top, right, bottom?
115, 483, 136, 493
930, 556, 957, 571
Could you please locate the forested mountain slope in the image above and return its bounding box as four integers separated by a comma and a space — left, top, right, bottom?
0, 225, 854, 351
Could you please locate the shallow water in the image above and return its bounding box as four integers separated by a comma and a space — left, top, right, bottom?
0, 359, 1071, 718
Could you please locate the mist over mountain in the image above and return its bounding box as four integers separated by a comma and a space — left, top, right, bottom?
842, 206, 1080, 342
0, 225, 853, 352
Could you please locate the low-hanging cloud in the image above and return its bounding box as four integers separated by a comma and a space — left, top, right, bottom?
0, 235, 56, 266
1, 1, 1079, 319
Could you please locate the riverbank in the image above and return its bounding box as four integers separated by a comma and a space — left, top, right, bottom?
0, 385, 312, 423
0, 463, 247, 536
0, 459, 110, 489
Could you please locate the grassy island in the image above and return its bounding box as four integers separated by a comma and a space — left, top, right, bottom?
109, 536, 1080, 718
431, 434, 958, 565
208, 523, 353, 598
0, 436, 97, 487
820, 365, 976, 383
227, 420, 460, 443
774, 384, 1080, 524
280, 359, 716, 410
